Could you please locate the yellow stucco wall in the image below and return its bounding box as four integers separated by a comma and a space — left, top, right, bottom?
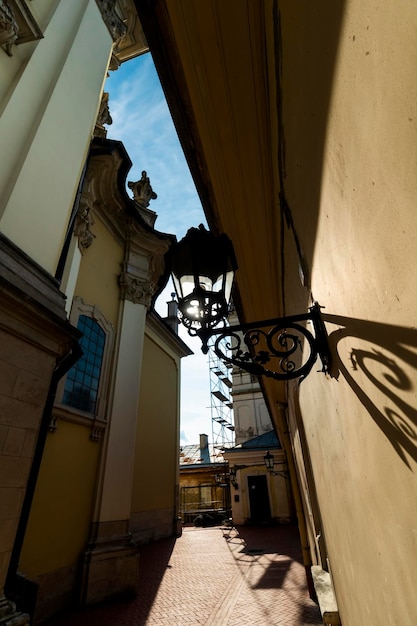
131, 330, 180, 514
279, 2, 417, 624
20, 420, 100, 576
0, 0, 112, 274
73, 215, 123, 325
20, 211, 123, 577
180, 469, 219, 488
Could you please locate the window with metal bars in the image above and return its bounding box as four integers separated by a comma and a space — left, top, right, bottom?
62, 315, 106, 413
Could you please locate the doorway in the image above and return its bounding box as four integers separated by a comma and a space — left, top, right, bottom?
248, 475, 271, 523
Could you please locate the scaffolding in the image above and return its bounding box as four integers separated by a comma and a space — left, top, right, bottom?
209, 347, 235, 452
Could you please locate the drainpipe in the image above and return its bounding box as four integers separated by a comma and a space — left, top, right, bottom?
5, 341, 82, 613
275, 400, 316, 599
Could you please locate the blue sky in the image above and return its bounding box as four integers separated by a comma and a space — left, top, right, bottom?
105, 52, 212, 446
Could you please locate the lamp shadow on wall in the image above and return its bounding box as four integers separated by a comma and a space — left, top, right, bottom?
324, 314, 417, 468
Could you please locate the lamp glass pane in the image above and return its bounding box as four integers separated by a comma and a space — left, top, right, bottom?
198, 275, 214, 292
223, 270, 234, 305
179, 274, 196, 297
212, 275, 223, 294
172, 274, 183, 299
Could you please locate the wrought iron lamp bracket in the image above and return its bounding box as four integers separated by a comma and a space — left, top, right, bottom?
267, 468, 291, 479
197, 302, 331, 382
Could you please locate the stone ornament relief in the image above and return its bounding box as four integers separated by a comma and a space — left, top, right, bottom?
48, 414, 59, 433
0, 0, 18, 56
90, 422, 105, 442
74, 191, 96, 251
94, 92, 113, 138
96, 0, 127, 43
119, 272, 155, 307
0, 0, 42, 56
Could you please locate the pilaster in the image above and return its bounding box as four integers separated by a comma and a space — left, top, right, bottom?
77, 139, 175, 606
80, 278, 149, 605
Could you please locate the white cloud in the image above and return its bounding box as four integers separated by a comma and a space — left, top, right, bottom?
105, 54, 206, 239
105, 54, 214, 447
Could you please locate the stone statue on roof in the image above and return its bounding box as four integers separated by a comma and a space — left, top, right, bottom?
128, 171, 157, 208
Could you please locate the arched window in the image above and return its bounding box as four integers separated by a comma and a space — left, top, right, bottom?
62, 315, 106, 413
57, 298, 114, 421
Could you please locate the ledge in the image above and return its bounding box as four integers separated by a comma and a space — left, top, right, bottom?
0, 233, 66, 320
311, 566, 341, 625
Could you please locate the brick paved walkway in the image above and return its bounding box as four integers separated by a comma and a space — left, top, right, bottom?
47, 524, 322, 625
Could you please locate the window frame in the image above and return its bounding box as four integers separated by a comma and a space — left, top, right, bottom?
57, 297, 114, 422
62, 314, 106, 414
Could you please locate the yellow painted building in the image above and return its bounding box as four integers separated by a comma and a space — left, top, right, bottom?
136, 2, 417, 624
224, 431, 293, 527
16, 137, 190, 622
0, 2, 190, 624
3, 1, 417, 625
179, 434, 230, 525
0, 3, 121, 624
131, 312, 192, 544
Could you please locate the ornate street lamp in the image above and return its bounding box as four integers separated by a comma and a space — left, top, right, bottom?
169, 224, 237, 339
228, 466, 238, 490
264, 450, 275, 473
169, 225, 331, 382
264, 451, 290, 479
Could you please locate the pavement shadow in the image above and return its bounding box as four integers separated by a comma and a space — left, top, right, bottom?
44, 537, 177, 626
132, 536, 178, 622
223, 524, 322, 623
232, 524, 303, 562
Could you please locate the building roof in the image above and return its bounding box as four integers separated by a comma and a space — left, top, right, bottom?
228, 430, 281, 453
179, 443, 225, 466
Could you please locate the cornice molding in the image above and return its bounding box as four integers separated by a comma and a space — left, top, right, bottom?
146, 310, 193, 358
112, 0, 148, 64
50, 404, 107, 442
83, 139, 176, 309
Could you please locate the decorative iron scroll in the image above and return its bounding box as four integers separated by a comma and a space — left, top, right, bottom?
198, 303, 331, 382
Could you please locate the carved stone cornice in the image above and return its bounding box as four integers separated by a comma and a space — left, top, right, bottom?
118, 272, 155, 307
0, 0, 43, 56
94, 92, 113, 139
96, 0, 127, 43
0, 0, 18, 56
83, 139, 176, 308
87, 150, 128, 241
112, 0, 148, 64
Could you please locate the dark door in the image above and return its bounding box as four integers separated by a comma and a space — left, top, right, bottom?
248, 475, 271, 523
